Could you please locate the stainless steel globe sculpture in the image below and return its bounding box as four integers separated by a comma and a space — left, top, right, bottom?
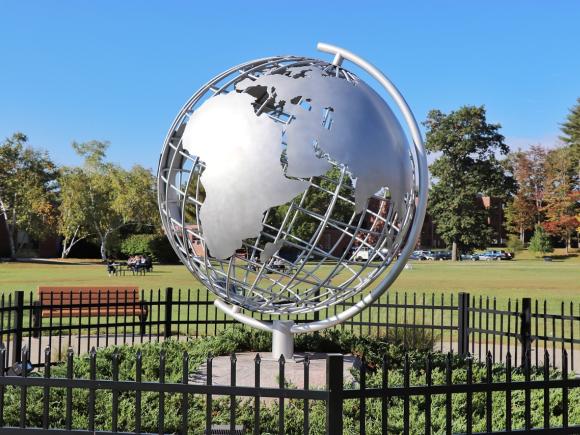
158, 43, 428, 355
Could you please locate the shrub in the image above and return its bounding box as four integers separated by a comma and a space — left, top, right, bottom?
120, 234, 177, 263
506, 234, 524, 253
528, 225, 553, 257
4, 329, 579, 433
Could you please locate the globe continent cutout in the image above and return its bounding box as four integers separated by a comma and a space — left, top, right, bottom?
182, 65, 412, 261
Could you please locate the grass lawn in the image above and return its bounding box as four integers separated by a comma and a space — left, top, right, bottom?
0, 250, 578, 340
1, 250, 578, 304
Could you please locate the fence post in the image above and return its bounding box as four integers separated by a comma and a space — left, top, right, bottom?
326, 354, 343, 434
12, 291, 24, 365
164, 287, 173, 339
458, 292, 470, 356
520, 298, 532, 367
313, 289, 320, 322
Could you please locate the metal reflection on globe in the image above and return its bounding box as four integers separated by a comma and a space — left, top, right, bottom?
158, 43, 428, 336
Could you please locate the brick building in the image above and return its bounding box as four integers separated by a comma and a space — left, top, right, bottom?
417, 196, 506, 249
0, 214, 60, 258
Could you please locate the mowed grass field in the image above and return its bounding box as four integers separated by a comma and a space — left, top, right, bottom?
0, 251, 578, 342
0, 250, 578, 309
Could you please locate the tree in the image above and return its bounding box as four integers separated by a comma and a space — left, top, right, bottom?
560, 97, 580, 176
527, 145, 548, 223
58, 141, 158, 260
57, 168, 92, 258
504, 196, 536, 242
0, 133, 57, 258
504, 148, 546, 241
424, 106, 514, 260
528, 224, 553, 257
541, 146, 579, 252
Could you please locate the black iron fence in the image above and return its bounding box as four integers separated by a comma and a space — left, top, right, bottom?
0, 346, 578, 434
0, 288, 579, 371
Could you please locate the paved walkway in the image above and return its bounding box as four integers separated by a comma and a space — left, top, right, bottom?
191, 352, 356, 389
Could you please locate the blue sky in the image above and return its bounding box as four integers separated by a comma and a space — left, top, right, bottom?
1, 1, 579, 171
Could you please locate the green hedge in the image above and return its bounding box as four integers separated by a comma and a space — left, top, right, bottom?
3, 329, 579, 434
120, 234, 177, 263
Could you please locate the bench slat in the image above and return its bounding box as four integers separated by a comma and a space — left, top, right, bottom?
40, 294, 140, 303
41, 308, 145, 318
37, 286, 144, 319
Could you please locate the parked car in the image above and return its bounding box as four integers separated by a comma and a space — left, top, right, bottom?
409, 250, 427, 261
437, 251, 452, 260
423, 251, 437, 260
478, 250, 513, 261
425, 250, 451, 261
352, 247, 370, 262
460, 252, 479, 261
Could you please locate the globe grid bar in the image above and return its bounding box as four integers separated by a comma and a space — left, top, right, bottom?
157, 43, 428, 348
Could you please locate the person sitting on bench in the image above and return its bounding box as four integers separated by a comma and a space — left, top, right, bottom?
107, 261, 117, 276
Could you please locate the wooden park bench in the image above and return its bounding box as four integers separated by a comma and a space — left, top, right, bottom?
32, 286, 148, 337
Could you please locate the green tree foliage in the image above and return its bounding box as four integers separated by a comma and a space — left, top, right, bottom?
558, 98, 580, 242
0, 133, 57, 258
266, 166, 354, 245
506, 234, 524, 254
528, 224, 553, 256
58, 168, 92, 258
424, 106, 514, 260
120, 233, 177, 263
58, 141, 158, 260
560, 97, 580, 174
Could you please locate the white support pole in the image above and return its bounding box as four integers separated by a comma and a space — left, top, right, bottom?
271, 320, 294, 360
214, 300, 295, 360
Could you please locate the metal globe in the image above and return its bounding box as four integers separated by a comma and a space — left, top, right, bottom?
158, 46, 426, 322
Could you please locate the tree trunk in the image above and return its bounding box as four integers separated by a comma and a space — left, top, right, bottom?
452, 240, 458, 261
61, 227, 84, 258
100, 238, 107, 261
0, 196, 16, 259
61, 240, 69, 259
11, 193, 18, 258
520, 226, 525, 243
